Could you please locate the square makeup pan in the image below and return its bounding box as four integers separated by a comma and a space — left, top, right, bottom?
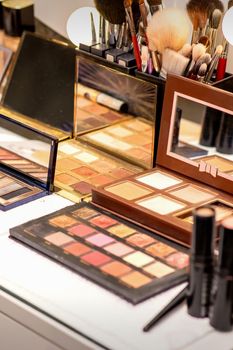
55, 139, 142, 200
10, 202, 189, 304
92, 167, 233, 246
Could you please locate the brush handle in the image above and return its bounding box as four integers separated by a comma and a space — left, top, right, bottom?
216, 55, 227, 81
132, 34, 142, 71
143, 287, 187, 332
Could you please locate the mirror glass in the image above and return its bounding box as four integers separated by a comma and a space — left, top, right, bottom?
77, 58, 157, 169
0, 115, 52, 187
168, 92, 233, 178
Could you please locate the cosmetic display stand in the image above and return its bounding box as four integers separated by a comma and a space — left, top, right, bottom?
0, 195, 233, 350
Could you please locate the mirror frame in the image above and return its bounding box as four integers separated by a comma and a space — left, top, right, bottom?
157, 74, 233, 195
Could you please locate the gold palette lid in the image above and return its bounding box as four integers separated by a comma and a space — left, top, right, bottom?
157, 74, 233, 195
0, 112, 58, 191
2, 31, 76, 138
2, 0, 34, 9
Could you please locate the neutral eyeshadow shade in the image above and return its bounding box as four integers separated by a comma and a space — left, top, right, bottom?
166, 252, 189, 269
107, 224, 136, 238
88, 132, 132, 151
169, 185, 215, 204
104, 242, 134, 257
72, 207, 99, 220
64, 242, 91, 256
146, 243, 176, 258
126, 233, 156, 248
100, 261, 132, 277
49, 215, 78, 228
74, 152, 98, 163
120, 271, 152, 288
124, 119, 150, 132
45, 232, 75, 246
107, 126, 133, 137
56, 173, 77, 185
123, 251, 154, 267
143, 261, 175, 277
106, 181, 152, 201
59, 144, 80, 155
86, 233, 115, 247
137, 195, 186, 215
137, 171, 182, 190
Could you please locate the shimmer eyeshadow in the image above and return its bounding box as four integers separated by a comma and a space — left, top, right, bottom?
106, 181, 152, 201
146, 243, 176, 258
74, 152, 98, 163
166, 252, 189, 269
169, 185, 215, 204
104, 242, 134, 257
59, 143, 79, 155
126, 233, 156, 248
137, 171, 182, 190
107, 224, 136, 238
137, 195, 186, 215
49, 215, 78, 228
86, 233, 115, 247
72, 207, 99, 220
123, 251, 154, 267
90, 215, 117, 228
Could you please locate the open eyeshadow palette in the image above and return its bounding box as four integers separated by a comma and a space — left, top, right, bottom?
76, 57, 157, 168
2, 31, 76, 137
55, 139, 142, 201
0, 112, 58, 210
10, 202, 189, 304
92, 75, 233, 246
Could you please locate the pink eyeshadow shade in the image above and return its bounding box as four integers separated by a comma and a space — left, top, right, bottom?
104, 242, 134, 257
81, 251, 111, 266
86, 233, 115, 247
73, 166, 99, 178
166, 252, 189, 269
90, 215, 117, 228
68, 224, 96, 237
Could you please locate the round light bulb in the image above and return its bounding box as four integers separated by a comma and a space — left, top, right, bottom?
222, 7, 233, 46
66, 7, 99, 47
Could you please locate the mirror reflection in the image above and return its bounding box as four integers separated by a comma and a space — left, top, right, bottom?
170, 93, 233, 177
77, 58, 157, 168
0, 117, 51, 184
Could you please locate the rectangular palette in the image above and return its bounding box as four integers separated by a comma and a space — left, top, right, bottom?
92, 167, 233, 246
55, 139, 142, 200
10, 202, 189, 304
80, 118, 154, 169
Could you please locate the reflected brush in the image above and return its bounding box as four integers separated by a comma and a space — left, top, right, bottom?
209, 9, 222, 55
204, 44, 223, 83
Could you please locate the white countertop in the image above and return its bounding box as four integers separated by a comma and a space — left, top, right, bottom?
0, 194, 232, 350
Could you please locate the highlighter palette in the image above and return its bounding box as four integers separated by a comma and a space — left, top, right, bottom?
55, 139, 142, 200
0, 112, 58, 210
80, 118, 154, 168
92, 76, 233, 246
10, 202, 189, 304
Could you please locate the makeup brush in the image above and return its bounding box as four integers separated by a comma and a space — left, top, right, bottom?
209, 9, 222, 55
187, 43, 206, 76
147, 8, 191, 54
204, 44, 223, 83
193, 52, 211, 75
124, 0, 142, 71
186, 0, 209, 44
90, 12, 97, 44
197, 62, 208, 82
143, 287, 187, 332
179, 43, 192, 58
147, 0, 163, 15
160, 49, 190, 78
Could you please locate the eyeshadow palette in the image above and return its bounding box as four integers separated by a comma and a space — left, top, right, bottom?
10, 202, 189, 304
80, 118, 154, 169
2, 32, 76, 137
55, 139, 142, 201
0, 112, 58, 210
92, 76, 233, 246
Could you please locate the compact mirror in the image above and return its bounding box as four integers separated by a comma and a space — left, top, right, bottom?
0, 114, 56, 190
169, 93, 233, 180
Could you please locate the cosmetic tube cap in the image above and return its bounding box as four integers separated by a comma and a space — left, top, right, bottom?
218, 216, 233, 274
192, 207, 215, 259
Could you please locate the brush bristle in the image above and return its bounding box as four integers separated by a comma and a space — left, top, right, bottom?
210, 8, 222, 29
198, 62, 207, 76
147, 8, 191, 53
228, 0, 233, 9
147, 0, 162, 5
192, 43, 206, 61
160, 49, 190, 78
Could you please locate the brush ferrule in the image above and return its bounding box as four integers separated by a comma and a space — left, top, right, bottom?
125, 7, 136, 35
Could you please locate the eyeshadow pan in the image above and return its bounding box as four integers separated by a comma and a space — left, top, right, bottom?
107, 126, 133, 137
124, 119, 150, 132
126, 233, 156, 248
90, 174, 115, 186
64, 242, 91, 256
137, 195, 186, 215
81, 251, 111, 266
68, 224, 95, 237
74, 152, 98, 163
86, 233, 115, 247
59, 143, 80, 155
107, 224, 136, 238
45, 232, 75, 246
169, 185, 215, 204
72, 181, 93, 195
120, 271, 152, 288
137, 171, 182, 190
146, 243, 176, 258
104, 242, 134, 257
100, 261, 132, 277
143, 262, 175, 277
0, 182, 22, 196
26, 223, 56, 237
106, 181, 152, 201
2, 186, 31, 200
55, 173, 78, 185
56, 158, 80, 170
73, 166, 99, 178
123, 251, 154, 267
49, 215, 78, 228
72, 207, 99, 220
90, 215, 117, 228
166, 252, 189, 269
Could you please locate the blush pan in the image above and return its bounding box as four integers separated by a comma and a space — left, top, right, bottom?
10, 202, 188, 304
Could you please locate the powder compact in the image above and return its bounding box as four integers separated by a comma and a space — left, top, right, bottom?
92, 75, 233, 246
10, 201, 189, 303
0, 112, 58, 210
